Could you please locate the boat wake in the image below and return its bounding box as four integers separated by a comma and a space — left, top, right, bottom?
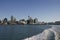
23, 25, 60, 40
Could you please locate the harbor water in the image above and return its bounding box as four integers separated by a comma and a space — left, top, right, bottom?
0, 25, 60, 40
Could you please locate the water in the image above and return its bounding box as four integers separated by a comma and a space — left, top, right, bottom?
0, 25, 59, 40
24, 25, 60, 40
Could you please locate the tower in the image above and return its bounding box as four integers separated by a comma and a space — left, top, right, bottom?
11, 16, 14, 22
34, 18, 38, 24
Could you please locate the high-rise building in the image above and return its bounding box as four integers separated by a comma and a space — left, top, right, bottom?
0, 20, 1, 23
10, 16, 16, 24
0, 20, 2, 24
11, 16, 14, 22
11, 16, 16, 22
27, 16, 34, 24
34, 18, 38, 24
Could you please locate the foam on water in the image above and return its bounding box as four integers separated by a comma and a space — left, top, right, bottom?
24, 25, 60, 40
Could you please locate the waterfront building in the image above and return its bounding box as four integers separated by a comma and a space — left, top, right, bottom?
3, 18, 8, 24
11, 16, 14, 22
19, 19, 27, 24
28, 16, 32, 20
10, 16, 16, 24
34, 18, 38, 24
0, 20, 1, 23
0, 20, 2, 24
55, 21, 60, 25
41, 22, 45, 25
27, 16, 34, 24
4, 18, 7, 22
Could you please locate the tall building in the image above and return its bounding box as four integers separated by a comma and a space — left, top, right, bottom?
0, 20, 2, 24
27, 16, 34, 24
28, 16, 32, 20
10, 16, 16, 24
34, 18, 38, 24
11, 16, 16, 22
0, 20, 1, 23
11, 16, 14, 22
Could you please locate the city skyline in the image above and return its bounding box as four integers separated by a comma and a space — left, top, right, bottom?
0, 0, 60, 22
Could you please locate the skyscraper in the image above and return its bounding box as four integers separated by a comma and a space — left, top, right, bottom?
11, 16, 14, 22
27, 16, 34, 24
10, 16, 16, 24
34, 18, 38, 24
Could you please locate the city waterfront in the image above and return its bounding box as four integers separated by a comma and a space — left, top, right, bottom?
0, 0, 60, 40
0, 16, 60, 25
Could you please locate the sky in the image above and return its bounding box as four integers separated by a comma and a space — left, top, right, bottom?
0, 0, 60, 22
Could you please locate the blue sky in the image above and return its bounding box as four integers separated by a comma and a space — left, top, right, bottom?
0, 0, 60, 22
